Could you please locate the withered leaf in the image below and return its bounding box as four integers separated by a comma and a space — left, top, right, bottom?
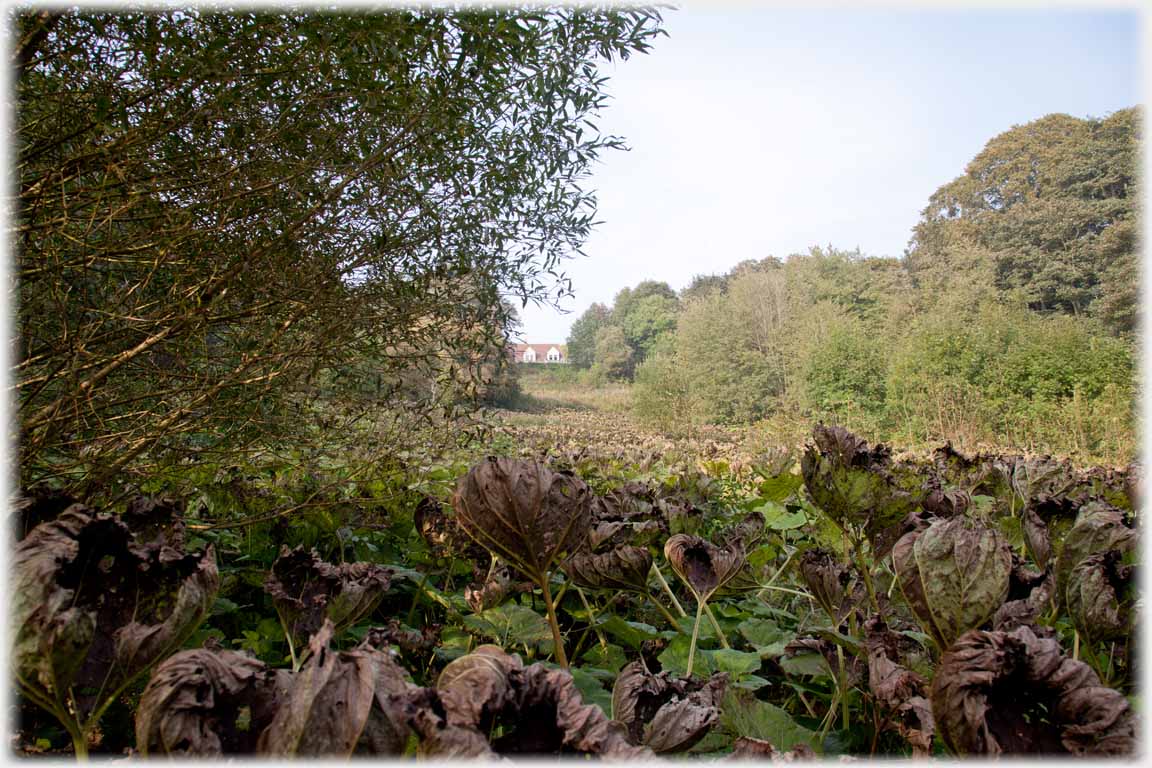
404, 687, 497, 758
263, 545, 391, 649
729, 737, 817, 760
465, 565, 512, 613
13, 505, 218, 730
564, 546, 653, 593
800, 425, 916, 546
1066, 550, 1133, 645
664, 534, 745, 602
797, 548, 856, 623
611, 660, 726, 753
932, 625, 1135, 755
892, 516, 1011, 649
1054, 501, 1136, 608
136, 648, 291, 755
257, 620, 413, 756
863, 616, 935, 757
436, 644, 522, 729
1022, 505, 1051, 569
453, 457, 592, 581
503, 664, 649, 757
422, 645, 651, 757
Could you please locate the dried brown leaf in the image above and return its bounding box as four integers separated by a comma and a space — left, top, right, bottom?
136, 648, 291, 755
932, 625, 1136, 755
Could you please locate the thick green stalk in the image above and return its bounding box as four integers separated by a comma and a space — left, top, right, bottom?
647, 591, 687, 632
652, 563, 686, 617
702, 601, 731, 649
686, 599, 706, 677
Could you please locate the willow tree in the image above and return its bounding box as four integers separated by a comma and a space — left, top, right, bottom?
14, 9, 664, 491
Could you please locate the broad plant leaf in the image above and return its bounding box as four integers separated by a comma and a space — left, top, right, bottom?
461, 602, 553, 651
719, 687, 822, 754
932, 625, 1135, 755
264, 546, 392, 650
893, 516, 1011, 649
663, 534, 745, 602
563, 545, 652, 592
136, 648, 292, 756
257, 621, 414, 756
13, 503, 218, 740
610, 660, 726, 753
453, 457, 592, 583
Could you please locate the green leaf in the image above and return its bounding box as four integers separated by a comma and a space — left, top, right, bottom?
719, 688, 822, 753
461, 603, 553, 651
566, 665, 612, 716
581, 642, 628, 673
757, 501, 808, 531
710, 648, 761, 676
658, 634, 716, 676
599, 615, 661, 649
779, 651, 831, 679
737, 618, 794, 658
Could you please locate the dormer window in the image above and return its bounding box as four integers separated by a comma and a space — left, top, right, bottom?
522, 347, 536, 362
546, 347, 562, 362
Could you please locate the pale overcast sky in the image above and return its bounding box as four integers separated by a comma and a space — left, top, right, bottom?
514, 6, 1142, 343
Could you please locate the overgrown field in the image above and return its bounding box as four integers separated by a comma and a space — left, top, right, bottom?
12, 418, 1139, 758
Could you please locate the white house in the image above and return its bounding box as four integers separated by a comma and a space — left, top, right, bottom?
510, 343, 567, 363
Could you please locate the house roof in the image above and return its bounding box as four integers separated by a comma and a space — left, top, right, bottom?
510, 343, 567, 357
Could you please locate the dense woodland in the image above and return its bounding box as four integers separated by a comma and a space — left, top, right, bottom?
10, 8, 1141, 760
562, 109, 1139, 463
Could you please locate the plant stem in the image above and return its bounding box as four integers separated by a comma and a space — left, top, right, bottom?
406, 569, 430, 626
702, 601, 731, 649
836, 643, 850, 730
686, 599, 705, 677
539, 574, 569, 668
646, 591, 687, 632
574, 585, 608, 651
67, 722, 88, 761
1073, 629, 1080, 661
854, 540, 879, 613
652, 563, 686, 617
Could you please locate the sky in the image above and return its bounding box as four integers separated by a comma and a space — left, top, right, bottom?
514, 5, 1143, 343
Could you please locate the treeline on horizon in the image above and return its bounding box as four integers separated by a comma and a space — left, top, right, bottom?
556, 108, 1140, 462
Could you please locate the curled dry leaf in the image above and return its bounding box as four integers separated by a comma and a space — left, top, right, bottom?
257, 620, 414, 757
921, 487, 972, 517
11, 486, 77, 540
365, 618, 442, 656
932, 625, 1136, 755
729, 737, 817, 760
1022, 506, 1051, 569
664, 534, 746, 602
136, 648, 292, 756
611, 660, 727, 753
465, 565, 513, 613
404, 687, 497, 758
564, 546, 653, 593
263, 545, 392, 649
422, 644, 650, 757
863, 617, 935, 757
992, 558, 1054, 632
1066, 550, 1133, 645
892, 516, 1011, 649
797, 548, 855, 623
13, 504, 218, 732
1054, 501, 1136, 608
724, 511, 766, 550
800, 424, 916, 546
453, 457, 592, 581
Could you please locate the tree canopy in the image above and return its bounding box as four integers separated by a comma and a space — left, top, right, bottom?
906, 109, 1139, 334
15, 8, 664, 489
